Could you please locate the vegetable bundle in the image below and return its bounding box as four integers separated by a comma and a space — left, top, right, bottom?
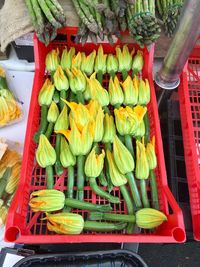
0, 147, 21, 226
25, 0, 66, 45
0, 67, 22, 127
30, 44, 167, 234
156, 0, 183, 36
127, 0, 161, 47
72, 0, 161, 47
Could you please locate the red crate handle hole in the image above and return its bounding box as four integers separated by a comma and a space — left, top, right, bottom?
172, 227, 186, 243
5, 226, 21, 243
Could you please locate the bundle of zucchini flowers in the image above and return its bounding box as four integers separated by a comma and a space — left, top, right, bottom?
25, 0, 66, 45
0, 148, 21, 226
0, 67, 22, 127
156, 0, 184, 36
30, 45, 167, 234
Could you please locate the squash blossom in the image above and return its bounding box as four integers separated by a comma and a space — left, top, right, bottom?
88, 77, 109, 107
132, 50, 144, 75
133, 75, 140, 91
58, 119, 94, 156
114, 106, 137, 136
60, 136, 76, 168
146, 136, 157, 170
47, 101, 59, 123
138, 78, 150, 105
0, 206, 8, 225
135, 140, 149, 179
0, 96, 21, 126
136, 208, 167, 229
72, 52, 82, 69
113, 135, 134, 174
29, 189, 65, 212
84, 73, 96, 100
133, 119, 145, 138
63, 100, 91, 131
85, 146, 105, 178
106, 54, 119, 75
44, 212, 84, 234
5, 162, 21, 194
106, 150, 127, 186
86, 100, 104, 142
60, 47, 75, 69
54, 104, 69, 131
54, 65, 69, 91
121, 75, 138, 106
81, 51, 96, 76
115, 45, 134, 72
94, 45, 107, 74
0, 97, 9, 125
102, 114, 116, 143
108, 76, 124, 106
38, 79, 55, 106
36, 134, 56, 168
130, 105, 147, 135
45, 48, 60, 72
66, 68, 86, 93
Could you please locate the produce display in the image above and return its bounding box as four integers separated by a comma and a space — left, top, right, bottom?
156, 0, 184, 36
25, 0, 66, 45
28, 44, 168, 235
0, 144, 21, 226
73, 0, 161, 46
0, 67, 22, 127
24, 1, 184, 46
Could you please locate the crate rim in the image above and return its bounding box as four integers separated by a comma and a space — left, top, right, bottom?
5, 27, 185, 244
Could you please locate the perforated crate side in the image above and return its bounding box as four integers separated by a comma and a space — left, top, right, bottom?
179, 52, 200, 240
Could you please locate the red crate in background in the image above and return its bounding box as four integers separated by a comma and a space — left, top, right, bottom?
179, 45, 200, 241
5, 27, 185, 244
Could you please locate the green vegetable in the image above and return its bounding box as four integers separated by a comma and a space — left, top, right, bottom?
84, 221, 127, 232
0, 168, 11, 198
38, 0, 62, 29
120, 185, 135, 234
89, 212, 136, 223
65, 198, 112, 212
76, 155, 85, 201
34, 105, 48, 143
89, 178, 120, 204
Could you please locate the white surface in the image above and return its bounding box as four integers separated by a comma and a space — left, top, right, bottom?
2, 253, 24, 267
0, 45, 35, 72
0, 70, 34, 146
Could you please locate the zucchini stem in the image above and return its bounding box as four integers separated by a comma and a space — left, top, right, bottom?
140, 179, 150, 208
126, 172, 142, 209
34, 105, 48, 143
46, 165, 54, 189
97, 70, 103, 84
120, 185, 135, 234
59, 90, 68, 110
149, 169, 159, 210
84, 221, 127, 232
124, 135, 135, 158
44, 122, 54, 139
89, 177, 120, 204
122, 69, 128, 80
67, 165, 75, 199
89, 212, 136, 223
65, 198, 112, 212
55, 133, 64, 176
76, 155, 85, 200
76, 91, 85, 104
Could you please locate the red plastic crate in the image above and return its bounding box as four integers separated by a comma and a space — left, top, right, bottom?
5, 27, 185, 244
179, 46, 200, 241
